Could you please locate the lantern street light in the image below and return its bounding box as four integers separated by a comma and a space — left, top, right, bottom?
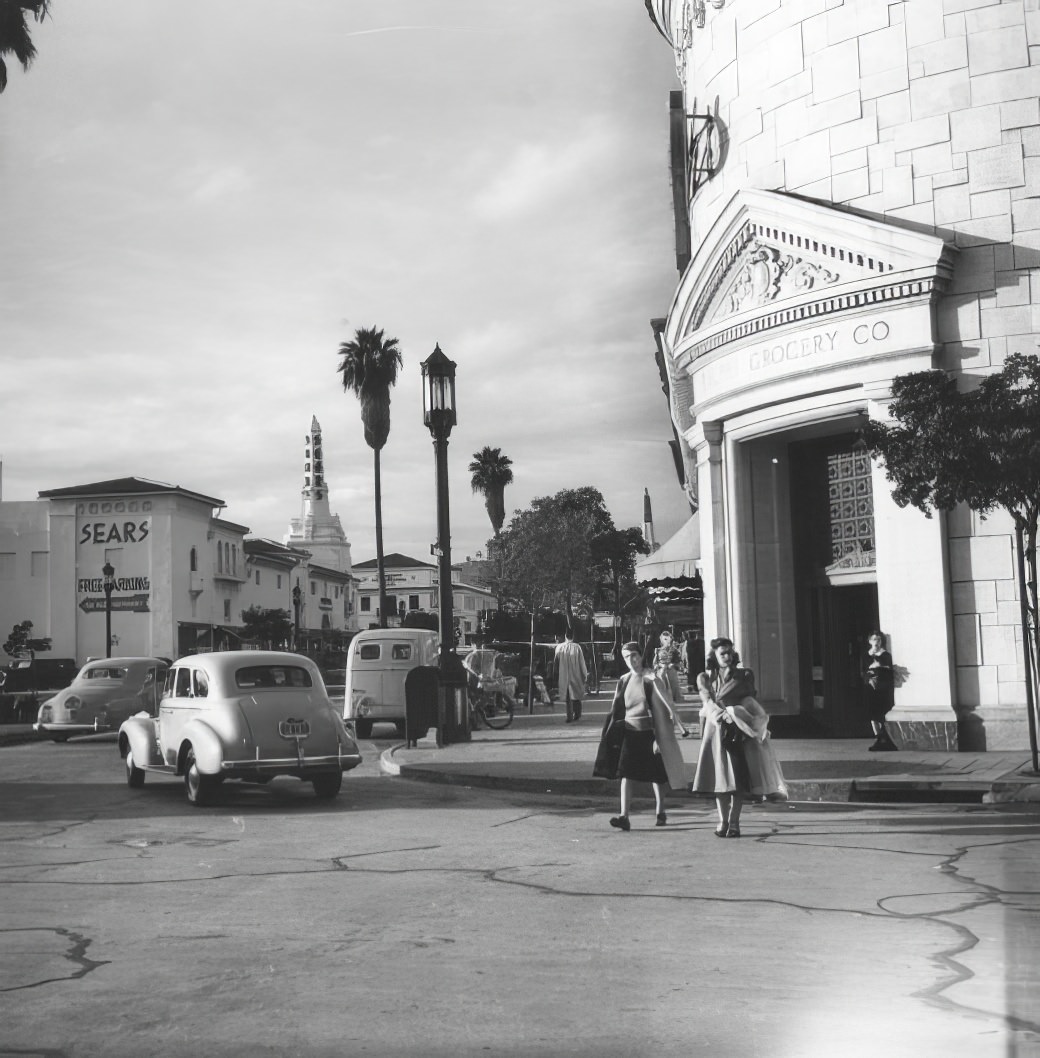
292, 581, 302, 652
102, 561, 116, 658
421, 344, 468, 745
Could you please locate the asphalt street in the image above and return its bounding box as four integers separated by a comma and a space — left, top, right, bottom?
0, 735, 1038, 1058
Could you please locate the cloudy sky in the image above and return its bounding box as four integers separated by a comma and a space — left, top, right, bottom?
1, 0, 692, 566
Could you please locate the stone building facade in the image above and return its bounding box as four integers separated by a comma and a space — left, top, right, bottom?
643, 0, 1038, 747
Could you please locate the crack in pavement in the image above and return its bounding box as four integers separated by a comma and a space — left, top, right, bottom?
0, 926, 110, 993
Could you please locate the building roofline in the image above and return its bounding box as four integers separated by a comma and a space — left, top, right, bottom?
38, 476, 225, 508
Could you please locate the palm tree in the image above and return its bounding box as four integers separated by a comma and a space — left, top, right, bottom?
337, 326, 403, 629
0, 1, 50, 93
468, 446, 514, 545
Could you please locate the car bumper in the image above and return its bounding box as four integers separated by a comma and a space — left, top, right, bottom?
220, 751, 362, 775
33, 721, 111, 735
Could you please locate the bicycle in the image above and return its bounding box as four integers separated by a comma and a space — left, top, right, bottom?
468, 682, 515, 730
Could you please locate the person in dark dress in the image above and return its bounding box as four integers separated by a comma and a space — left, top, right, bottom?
593, 641, 684, 831
862, 630, 897, 751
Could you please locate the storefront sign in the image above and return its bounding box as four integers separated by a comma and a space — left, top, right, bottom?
693, 306, 931, 408
79, 595, 151, 613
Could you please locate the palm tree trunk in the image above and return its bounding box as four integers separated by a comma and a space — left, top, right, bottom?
374, 448, 388, 629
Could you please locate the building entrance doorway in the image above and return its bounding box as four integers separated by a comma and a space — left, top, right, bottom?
789, 433, 878, 736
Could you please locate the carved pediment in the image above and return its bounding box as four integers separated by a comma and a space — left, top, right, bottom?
669, 190, 955, 347
706, 238, 843, 324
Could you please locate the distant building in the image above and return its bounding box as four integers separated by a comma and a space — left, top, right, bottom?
0, 475, 356, 664
353, 553, 497, 641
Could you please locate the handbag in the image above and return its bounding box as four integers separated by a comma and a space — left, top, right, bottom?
720, 718, 745, 752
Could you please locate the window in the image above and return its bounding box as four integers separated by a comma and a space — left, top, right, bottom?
192, 670, 209, 698
277, 574, 282, 589
310, 581, 316, 595
31, 551, 48, 578
83, 665, 127, 681
359, 644, 381, 660
391, 644, 412, 660
232, 545, 238, 574
360, 597, 371, 612
190, 547, 198, 572
224, 599, 231, 621
174, 668, 192, 697
0, 554, 15, 580
409, 595, 420, 610
235, 665, 313, 689
217, 543, 223, 574
255, 570, 260, 585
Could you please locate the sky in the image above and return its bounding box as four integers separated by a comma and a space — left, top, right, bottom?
0, 0, 693, 567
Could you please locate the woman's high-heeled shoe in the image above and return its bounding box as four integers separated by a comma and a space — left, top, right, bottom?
656, 812, 667, 827
714, 824, 728, 837
726, 826, 741, 838
609, 815, 631, 832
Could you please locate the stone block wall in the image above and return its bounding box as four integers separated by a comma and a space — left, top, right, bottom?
649, 0, 1037, 740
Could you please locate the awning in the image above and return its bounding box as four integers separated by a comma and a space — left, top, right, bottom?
636, 515, 700, 583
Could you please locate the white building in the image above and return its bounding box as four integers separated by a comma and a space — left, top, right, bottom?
642, 0, 1038, 749
353, 552, 496, 641
0, 415, 362, 664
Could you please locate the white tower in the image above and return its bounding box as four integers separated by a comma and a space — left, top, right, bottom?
284, 416, 353, 573
643, 488, 658, 554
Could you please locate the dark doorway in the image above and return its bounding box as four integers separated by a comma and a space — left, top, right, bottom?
789, 433, 879, 736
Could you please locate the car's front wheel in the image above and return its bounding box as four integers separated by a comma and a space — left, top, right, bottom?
312, 772, 342, 799
184, 748, 218, 807
125, 748, 146, 788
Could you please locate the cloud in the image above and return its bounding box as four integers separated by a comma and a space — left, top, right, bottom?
471, 119, 619, 221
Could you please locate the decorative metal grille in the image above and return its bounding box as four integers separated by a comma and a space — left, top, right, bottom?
827, 451, 874, 563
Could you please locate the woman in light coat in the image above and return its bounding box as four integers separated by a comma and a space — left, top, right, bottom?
690, 637, 787, 838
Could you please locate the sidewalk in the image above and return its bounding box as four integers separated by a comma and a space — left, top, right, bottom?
381, 713, 1040, 805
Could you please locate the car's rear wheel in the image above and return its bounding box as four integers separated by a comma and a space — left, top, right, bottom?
125, 748, 146, 788
353, 719, 373, 739
184, 748, 217, 807
312, 772, 342, 799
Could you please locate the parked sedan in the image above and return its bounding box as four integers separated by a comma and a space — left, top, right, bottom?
34, 657, 168, 742
118, 651, 361, 805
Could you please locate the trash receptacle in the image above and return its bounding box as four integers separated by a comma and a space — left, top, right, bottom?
405, 666, 440, 747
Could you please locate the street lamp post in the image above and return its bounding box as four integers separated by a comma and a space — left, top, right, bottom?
292, 581, 302, 652
422, 344, 468, 745
102, 561, 116, 658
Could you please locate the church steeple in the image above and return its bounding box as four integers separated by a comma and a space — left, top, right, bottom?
285, 416, 353, 573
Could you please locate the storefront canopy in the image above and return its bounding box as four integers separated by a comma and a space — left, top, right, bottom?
636, 515, 700, 584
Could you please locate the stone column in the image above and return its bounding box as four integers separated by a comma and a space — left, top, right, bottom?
690, 419, 728, 640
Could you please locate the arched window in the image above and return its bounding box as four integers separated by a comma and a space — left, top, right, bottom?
224, 542, 230, 572
190, 547, 198, 572
232, 545, 237, 574
217, 542, 223, 573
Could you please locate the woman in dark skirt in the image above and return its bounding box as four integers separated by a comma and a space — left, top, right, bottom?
862, 630, 897, 751
593, 641, 684, 831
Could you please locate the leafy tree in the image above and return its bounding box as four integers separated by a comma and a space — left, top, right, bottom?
240, 606, 293, 650
493, 487, 615, 629
3, 619, 52, 659
0, 1, 49, 93
864, 354, 1040, 762
337, 326, 403, 629
590, 526, 651, 653
468, 446, 514, 541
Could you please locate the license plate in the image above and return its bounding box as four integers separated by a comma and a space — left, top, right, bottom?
279, 718, 310, 739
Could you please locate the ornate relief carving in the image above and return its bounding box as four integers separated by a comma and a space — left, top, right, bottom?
715, 241, 840, 321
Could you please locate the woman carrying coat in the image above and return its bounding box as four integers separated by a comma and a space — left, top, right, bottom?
690, 637, 787, 837
593, 641, 686, 830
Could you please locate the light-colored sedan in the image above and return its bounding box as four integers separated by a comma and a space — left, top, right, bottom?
34, 657, 168, 742
118, 651, 361, 805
